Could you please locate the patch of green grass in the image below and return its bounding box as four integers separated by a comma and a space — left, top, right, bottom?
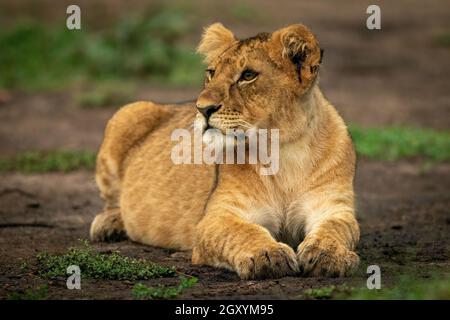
36, 240, 175, 280
341, 275, 450, 300
132, 277, 198, 300
303, 285, 354, 299
303, 286, 338, 299
433, 32, 450, 47
0, 6, 204, 91
7, 285, 48, 300
349, 126, 450, 161
0, 150, 96, 173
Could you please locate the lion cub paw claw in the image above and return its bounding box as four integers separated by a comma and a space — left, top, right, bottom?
297, 238, 359, 277
236, 243, 299, 280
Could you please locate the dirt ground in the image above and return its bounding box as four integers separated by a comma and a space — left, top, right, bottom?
0, 0, 449, 299
0, 160, 448, 299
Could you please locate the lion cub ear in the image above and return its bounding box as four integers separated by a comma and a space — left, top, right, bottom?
271, 24, 322, 83
197, 23, 236, 64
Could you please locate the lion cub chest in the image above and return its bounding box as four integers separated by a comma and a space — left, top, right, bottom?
243, 200, 306, 248
230, 143, 312, 247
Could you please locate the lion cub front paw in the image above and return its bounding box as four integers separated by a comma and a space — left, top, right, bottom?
235, 242, 299, 280
297, 237, 359, 277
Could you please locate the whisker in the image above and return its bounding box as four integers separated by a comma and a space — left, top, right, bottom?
235, 123, 251, 129
237, 121, 253, 129
239, 119, 254, 127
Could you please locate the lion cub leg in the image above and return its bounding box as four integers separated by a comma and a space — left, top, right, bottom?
192, 210, 298, 280
90, 101, 172, 243
90, 208, 127, 242
297, 194, 360, 277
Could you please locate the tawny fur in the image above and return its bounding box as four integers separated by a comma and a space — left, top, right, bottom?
90, 23, 360, 279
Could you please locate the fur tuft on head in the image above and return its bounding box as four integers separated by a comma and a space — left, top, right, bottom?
197, 23, 237, 64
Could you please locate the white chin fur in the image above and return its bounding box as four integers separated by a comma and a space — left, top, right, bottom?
202, 128, 224, 148
194, 114, 207, 133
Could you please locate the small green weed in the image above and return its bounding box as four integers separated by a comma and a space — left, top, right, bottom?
132, 277, 198, 299
303, 286, 337, 299
20, 261, 29, 273
303, 285, 353, 299
7, 285, 48, 300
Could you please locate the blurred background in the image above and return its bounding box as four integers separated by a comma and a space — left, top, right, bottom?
0, 0, 449, 299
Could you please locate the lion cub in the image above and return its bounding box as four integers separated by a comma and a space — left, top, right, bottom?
90, 23, 360, 279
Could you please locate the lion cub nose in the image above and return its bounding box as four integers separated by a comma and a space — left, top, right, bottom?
196, 104, 221, 119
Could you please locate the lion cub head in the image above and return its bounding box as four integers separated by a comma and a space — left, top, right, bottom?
195, 23, 323, 141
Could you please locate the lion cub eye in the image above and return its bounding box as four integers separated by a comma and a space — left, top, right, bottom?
239, 69, 259, 82
205, 69, 215, 82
